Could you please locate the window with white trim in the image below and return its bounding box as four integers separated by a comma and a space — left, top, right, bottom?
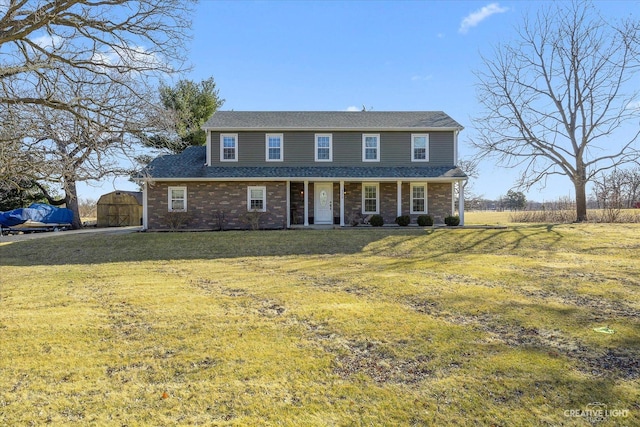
362, 134, 380, 162
247, 186, 266, 212
266, 134, 283, 162
220, 133, 238, 162
315, 134, 333, 162
410, 183, 428, 214
411, 134, 429, 162
168, 186, 187, 212
362, 183, 379, 214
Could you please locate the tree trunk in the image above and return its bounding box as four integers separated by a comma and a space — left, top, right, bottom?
64, 179, 83, 229
575, 180, 588, 222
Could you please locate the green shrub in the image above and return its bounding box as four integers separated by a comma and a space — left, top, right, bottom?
395, 215, 411, 226
417, 214, 434, 226
369, 214, 384, 227
444, 215, 460, 226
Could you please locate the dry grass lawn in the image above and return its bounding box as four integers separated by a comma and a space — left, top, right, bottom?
1, 225, 639, 425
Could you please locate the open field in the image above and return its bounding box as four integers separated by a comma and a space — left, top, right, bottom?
465, 209, 640, 225
1, 225, 639, 425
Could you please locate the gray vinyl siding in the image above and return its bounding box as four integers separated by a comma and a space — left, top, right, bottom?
427, 132, 455, 166
210, 131, 455, 167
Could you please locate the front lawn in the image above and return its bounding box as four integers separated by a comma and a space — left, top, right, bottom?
1, 225, 638, 425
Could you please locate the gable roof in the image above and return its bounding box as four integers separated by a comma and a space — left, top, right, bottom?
203, 111, 463, 131
138, 146, 467, 181
97, 190, 143, 205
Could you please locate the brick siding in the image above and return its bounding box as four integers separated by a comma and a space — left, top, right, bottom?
147, 181, 287, 230
146, 180, 455, 230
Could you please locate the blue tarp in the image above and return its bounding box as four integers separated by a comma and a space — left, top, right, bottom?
0, 203, 74, 227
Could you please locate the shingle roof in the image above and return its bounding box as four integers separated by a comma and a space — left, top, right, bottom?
203, 111, 463, 131
138, 147, 467, 180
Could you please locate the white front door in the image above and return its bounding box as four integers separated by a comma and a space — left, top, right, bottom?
314, 183, 333, 224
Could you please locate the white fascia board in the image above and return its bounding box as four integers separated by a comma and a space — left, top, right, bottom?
202, 126, 464, 132
135, 176, 467, 183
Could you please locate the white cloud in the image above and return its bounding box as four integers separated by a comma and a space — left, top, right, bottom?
30, 34, 63, 50
459, 3, 509, 34
346, 106, 360, 112
437, 33, 445, 39
411, 74, 433, 82
626, 100, 640, 110
91, 44, 163, 72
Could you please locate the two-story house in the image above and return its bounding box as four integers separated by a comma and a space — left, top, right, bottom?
138, 111, 467, 230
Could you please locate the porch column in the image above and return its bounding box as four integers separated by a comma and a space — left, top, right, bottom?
303, 180, 309, 227
142, 181, 148, 230
396, 180, 402, 217
459, 181, 465, 226
451, 183, 455, 216
205, 130, 211, 166
339, 180, 345, 226
286, 180, 291, 228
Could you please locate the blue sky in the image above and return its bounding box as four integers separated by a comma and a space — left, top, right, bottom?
78, 0, 639, 203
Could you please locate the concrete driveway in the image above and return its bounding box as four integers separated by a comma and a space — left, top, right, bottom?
0, 226, 142, 243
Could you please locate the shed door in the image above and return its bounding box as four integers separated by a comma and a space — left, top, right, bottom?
108, 206, 118, 226
117, 207, 130, 226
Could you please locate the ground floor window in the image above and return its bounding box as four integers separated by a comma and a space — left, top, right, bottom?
248, 186, 266, 212
168, 186, 187, 211
410, 183, 427, 214
362, 183, 379, 214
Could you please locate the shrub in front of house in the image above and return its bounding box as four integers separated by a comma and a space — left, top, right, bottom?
445, 215, 460, 226
417, 214, 434, 226
166, 211, 192, 231
369, 214, 384, 227
395, 215, 411, 226
244, 210, 263, 230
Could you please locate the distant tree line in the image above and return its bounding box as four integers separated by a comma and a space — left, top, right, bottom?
592, 167, 640, 209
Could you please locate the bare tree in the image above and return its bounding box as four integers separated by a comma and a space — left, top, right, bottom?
457, 156, 482, 208
472, 0, 640, 222
1, 0, 195, 226
593, 167, 640, 209
21, 67, 153, 228
1, 0, 194, 112
0, 106, 48, 184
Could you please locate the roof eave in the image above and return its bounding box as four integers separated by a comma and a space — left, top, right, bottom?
201, 126, 465, 132
135, 176, 467, 182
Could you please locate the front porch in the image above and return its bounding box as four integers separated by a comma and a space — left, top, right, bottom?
286, 180, 465, 228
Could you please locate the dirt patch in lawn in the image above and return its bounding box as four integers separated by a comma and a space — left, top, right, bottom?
407, 297, 639, 380
332, 339, 434, 384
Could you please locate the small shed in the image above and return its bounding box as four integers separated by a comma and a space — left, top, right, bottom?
97, 191, 143, 227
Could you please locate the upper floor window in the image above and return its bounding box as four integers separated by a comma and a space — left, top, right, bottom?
315, 134, 333, 162
362, 134, 380, 162
247, 186, 266, 212
362, 183, 379, 214
411, 134, 429, 162
221, 134, 238, 162
266, 134, 283, 162
168, 186, 187, 212
410, 183, 427, 214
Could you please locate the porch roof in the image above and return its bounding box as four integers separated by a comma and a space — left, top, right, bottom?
138, 147, 467, 181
